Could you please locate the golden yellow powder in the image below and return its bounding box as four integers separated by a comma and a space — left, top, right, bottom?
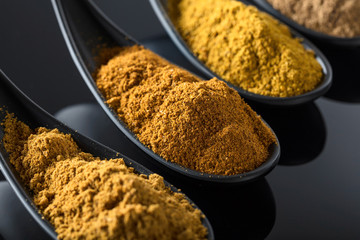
2, 114, 207, 240
169, 0, 323, 97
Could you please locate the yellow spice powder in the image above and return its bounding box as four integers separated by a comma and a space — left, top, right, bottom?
2, 113, 207, 240
169, 0, 323, 97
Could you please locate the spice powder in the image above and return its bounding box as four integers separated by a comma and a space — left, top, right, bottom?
95, 45, 277, 176
169, 0, 324, 97
267, 0, 360, 38
2, 113, 208, 240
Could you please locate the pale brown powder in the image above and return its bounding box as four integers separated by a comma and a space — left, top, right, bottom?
267, 0, 360, 38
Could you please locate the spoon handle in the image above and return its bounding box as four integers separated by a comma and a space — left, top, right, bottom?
84, 0, 138, 46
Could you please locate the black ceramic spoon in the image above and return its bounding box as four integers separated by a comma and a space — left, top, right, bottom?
149, 0, 333, 106
0, 70, 215, 240
252, 0, 360, 47
52, 0, 281, 183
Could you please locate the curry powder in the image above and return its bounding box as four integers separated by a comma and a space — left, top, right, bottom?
169, 0, 323, 97
95, 45, 276, 175
2, 113, 207, 240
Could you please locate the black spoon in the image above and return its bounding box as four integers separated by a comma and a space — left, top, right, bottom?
252, 0, 360, 47
0, 70, 215, 240
52, 0, 280, 183
149, 0, 333, 106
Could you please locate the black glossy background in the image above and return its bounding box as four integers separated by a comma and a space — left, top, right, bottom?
0, 0, 360, 239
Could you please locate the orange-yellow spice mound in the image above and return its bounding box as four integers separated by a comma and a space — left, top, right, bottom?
95, 45, 277, 175
2, 114, 207, 240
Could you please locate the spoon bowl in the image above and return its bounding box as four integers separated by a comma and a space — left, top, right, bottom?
0, 70, 214, 240
149, 0, 333, 106
252, 0, 360, 47
52, 0, 280, 183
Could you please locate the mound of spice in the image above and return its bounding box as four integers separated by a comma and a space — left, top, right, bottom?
95, 45, 276, 175
2, 114, 207, 240
267, 0, 360, 38
169, 0, 323, 97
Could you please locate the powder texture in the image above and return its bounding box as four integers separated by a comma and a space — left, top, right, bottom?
267, 0, 360, 38
95, 45, 276, 175
2, 114, 207, 240
169, 0, 323, 97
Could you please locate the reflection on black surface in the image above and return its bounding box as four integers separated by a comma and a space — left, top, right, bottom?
180, 179, 276, 240
0, 182, 51, 240
321, 45, 360, 102
55, 103, 276, 240
251, 102, 326, 165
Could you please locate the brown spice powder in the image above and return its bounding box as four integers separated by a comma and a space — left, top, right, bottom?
267, 0, 360, 38
2, 113, 207, 240
96, 45, 277, 175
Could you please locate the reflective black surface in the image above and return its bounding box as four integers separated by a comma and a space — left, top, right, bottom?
1, 0, 360, 239
0, 182, 50, 240
323, 45, 360, 103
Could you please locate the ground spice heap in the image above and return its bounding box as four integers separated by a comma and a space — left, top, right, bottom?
267, 0, 360, 38
169, 0, 323, 97
96, 45, 276, 175
2, 114, 207, 240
